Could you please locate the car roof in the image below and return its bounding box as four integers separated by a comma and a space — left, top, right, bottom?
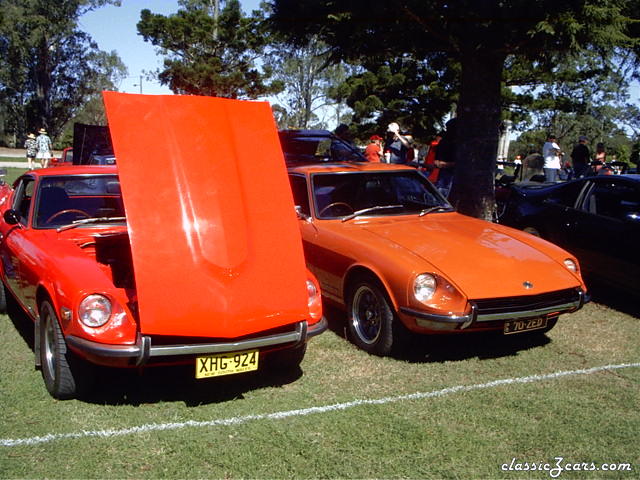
24, 165, 118, 177
288, 162, 417, 175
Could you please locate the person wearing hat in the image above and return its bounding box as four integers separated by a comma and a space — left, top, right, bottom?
24, 133, 37, 170
364, 134, 383, 162
542, 134, 563, 182
570, 135, 591, 179
35, 128, 52, 168
385, 122, 412, 164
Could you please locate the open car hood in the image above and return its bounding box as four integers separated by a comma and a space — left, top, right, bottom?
103, 92, 309, 338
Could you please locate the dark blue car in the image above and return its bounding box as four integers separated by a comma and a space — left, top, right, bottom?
500, 175, 640, 295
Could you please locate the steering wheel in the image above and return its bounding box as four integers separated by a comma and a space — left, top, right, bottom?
46, 209, 91, 224
318, 202, 354, 217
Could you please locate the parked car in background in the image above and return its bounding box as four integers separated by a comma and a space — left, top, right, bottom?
0, 93, 326, 399
279, 129, 367, 165
287, 161, 587, 356
88, 150, 116, 165
500, 174, 640, 295
49, 147, 73, 167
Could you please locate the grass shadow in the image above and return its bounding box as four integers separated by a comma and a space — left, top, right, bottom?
395, 330, 551, 363
5, 289, 35, 351
83, 362, 303, 407
323, 300, 551, 364
585, 279, 640, 319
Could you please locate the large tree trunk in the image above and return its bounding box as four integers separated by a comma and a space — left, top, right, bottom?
35, 35, 52, 130
449, 48, 505, 221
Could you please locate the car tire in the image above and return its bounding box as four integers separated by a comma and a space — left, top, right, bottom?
40, 300, 92, 399
347, 275, 397, 356
268, 343, 307, 371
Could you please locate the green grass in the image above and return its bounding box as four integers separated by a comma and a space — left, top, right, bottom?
1, 167, 29, 185
1, 294, 639, 479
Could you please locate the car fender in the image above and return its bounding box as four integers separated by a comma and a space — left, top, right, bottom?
31, 245, 138, 346
342, 262, 401, 312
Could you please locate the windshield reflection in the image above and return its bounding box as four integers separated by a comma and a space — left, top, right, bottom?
312, 171, 451, 219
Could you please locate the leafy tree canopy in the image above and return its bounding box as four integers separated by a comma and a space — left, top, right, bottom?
269, 0, 638, 219
0, 0, 125, 145
137, 0, 282, 98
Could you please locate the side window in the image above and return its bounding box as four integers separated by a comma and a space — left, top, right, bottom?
547, 181, 584, 208
11, 177, 35, 225
587, 180, 640, 221
288, 175, 310, 216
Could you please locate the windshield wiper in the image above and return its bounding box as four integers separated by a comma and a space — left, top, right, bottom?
341, 204, 404, 222
57, 217, 126, 232
419, 206, 452, 216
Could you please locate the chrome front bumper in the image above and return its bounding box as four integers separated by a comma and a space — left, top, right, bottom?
66, 317, 327, 366
400, 289, 587, 331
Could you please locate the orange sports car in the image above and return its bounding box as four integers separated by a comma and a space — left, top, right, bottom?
288, 161, 587, 355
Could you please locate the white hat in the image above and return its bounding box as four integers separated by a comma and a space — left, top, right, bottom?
387, 122, 400, 133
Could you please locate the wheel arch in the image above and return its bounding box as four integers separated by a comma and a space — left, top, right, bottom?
343, 265, 399, 311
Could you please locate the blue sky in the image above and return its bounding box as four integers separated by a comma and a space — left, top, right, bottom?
79, 0, 263, 95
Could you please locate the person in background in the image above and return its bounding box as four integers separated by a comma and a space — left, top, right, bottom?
422, 132, 442, 183
24, 133, 37, 170
590, 142, 608, 175
570, 135, 591, 179
364, 135, 383, 162
35, 128, 53, 168
331, 123, 356, 161
434, 118, 458, 196
384, 122, 412, 164
522, 147, 544, 181
542, 134, 562, 182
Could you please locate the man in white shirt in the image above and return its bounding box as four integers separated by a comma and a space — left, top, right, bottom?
542, 134, 562, 182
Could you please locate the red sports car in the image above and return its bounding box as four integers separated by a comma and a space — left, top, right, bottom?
0, 93, 325, 399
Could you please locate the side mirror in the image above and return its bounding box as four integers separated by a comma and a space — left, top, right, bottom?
295, 205, 312, 222
3, 209, 21, 225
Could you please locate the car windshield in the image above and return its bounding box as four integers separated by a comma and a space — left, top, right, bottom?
312, 170, 451, 219
34, 174, 125, 229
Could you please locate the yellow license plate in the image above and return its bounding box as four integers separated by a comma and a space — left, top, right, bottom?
504, 317, 548, 335
195, 349, 259, 379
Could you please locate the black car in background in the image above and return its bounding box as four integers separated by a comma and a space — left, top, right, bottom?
278, 129, 367, 165
500, 175, 640, 295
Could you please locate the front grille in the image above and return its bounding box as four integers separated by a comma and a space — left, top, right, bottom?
472, 288, 582, 316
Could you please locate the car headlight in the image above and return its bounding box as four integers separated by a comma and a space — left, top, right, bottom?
306, 279, 319, 307
79, 294, 112, 327
414, 273, 437, 302
563, 258, 578, 273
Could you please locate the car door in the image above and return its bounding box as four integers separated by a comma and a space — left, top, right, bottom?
288, 173, 346, 302
0, 175, 36, 305
568, 177, 640, 289
289, 173, 321, 275
535, 180, 588, 248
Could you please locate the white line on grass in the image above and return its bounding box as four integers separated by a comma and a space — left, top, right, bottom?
2, 362, 638, 447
